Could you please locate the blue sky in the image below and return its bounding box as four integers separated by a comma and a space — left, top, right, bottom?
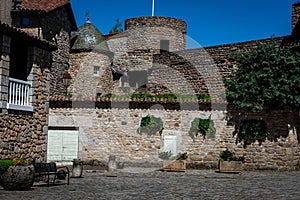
71, 0, 296, 48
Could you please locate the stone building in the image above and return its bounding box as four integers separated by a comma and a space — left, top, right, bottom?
0, 0, 77, 162
1, 0, 300, 170
47, 2, 300, 170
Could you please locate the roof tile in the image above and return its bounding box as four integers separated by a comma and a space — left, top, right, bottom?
21, 0, 70, 12
0, 22, 57, 50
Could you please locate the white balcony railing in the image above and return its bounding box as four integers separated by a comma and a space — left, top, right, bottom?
8, 78, 33, 111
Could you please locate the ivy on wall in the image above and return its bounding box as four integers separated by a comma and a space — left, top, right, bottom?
237, 119, 269, 146
188, 115, 216, 140
226, 42, 300, 112
137, 115, 164, 136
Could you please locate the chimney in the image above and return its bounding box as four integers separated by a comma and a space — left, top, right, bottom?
292, 2, 300, 36
0, 0, 13, 25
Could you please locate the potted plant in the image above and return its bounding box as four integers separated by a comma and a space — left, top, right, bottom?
218, 149, 245, 173
161, 152, 188, 172
0, 158, 35, 190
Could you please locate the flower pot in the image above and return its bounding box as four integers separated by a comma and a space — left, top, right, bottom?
0, 165, 35, 190
218, 160, 243, 173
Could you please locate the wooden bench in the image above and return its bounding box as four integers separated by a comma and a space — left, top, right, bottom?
33, 162, 70, 186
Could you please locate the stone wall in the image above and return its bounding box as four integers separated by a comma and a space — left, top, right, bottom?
49, 106, 221, 167
126, 27, 185, 52
49, 101, 300, 170
0, 0, 12, 25
0, 34, 10, 108
292, 2, 300, 36
41, 8, 73, 96
0, 47, 51, 162
112, 49, 158, 73
69, 49, 212, 97
204, 37, 285, 79
106, 34, 128, 59
125, 17, 186, 51
69, 51, 115, 97
50, 5, 300, 171
125, 16, 186, 35
70, 31, 289, 101
151, 51, 208, 95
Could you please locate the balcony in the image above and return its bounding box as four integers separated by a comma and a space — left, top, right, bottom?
8, 78, 33, 112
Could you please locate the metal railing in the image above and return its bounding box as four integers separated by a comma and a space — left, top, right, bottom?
8, 77, 33, 111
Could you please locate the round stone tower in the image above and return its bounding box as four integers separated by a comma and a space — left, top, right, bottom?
69, 19, 112, 98
125, 16, 187, 52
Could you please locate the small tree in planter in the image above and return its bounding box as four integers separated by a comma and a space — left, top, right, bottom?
219, 149, 245, 173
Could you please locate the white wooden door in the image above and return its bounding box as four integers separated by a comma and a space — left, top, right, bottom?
47, 130, 79, 166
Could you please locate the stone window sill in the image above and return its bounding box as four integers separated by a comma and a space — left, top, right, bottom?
7, 103, 33, 112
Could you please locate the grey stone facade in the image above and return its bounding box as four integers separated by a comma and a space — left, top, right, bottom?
125, 16, 186, 51
53, 2, 300, 170
292, 2, 300, 36
49, 103, 300, 170
1, 0, 300, 170
0, 0, 76, 162
0, 38, 53, 161
46, 9, 75, 96
0, 0, 12, 25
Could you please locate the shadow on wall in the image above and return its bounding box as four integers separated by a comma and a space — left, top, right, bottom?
227, 105, 300, 148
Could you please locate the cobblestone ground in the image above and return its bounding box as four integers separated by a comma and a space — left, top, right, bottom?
1, 168, 300, 200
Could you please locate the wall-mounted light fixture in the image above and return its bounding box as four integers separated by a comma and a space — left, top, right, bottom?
62, 71, 72, 93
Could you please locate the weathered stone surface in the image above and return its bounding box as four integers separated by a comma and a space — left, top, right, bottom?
49, 105, 300, 171
0, 165, 35, 190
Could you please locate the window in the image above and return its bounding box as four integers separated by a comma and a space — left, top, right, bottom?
160, 40, 169, 52
93, 66, 100, 76
21, 17, 30, 27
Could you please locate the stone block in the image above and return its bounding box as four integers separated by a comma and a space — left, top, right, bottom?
286, 148, 293, 155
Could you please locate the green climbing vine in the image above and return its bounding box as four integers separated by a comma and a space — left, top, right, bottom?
137, 115, 164, 136
237, 119, 269, 146
188, 116, 216, 140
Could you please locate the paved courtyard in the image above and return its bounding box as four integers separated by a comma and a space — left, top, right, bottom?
1, 168, 300, 200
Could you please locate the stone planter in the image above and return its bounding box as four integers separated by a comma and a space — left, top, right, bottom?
163, 160, 186, 172
0, 165, 35, 190
218, 160, 243, 173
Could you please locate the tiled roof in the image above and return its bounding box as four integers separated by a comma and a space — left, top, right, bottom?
104, 32, 128, 40
0, 21, 57, 51
71, 21, 106, 50
21, 0, 70, 12
49, 95, 225, 103
21, 0, 77, 31
49, 95, 226, 110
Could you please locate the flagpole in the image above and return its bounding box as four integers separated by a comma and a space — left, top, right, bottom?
152, 0, 155, 16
